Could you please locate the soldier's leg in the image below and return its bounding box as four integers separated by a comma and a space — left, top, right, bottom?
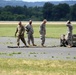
63, 39, 67, 47
67, 33, 72, 47
60, 34, 66, 47
20, 35, 27, 46
17, 36, 20, 47
67, 39, 71, 47
42, 36, 45, 46
60, 39, 63, 47
30, 34, 34, 45
41, 35, 45, 46
70, 34, 73, 46
40, 35, 43, 45
27, 34, 30, 45
31, 34, 36, 46
69, 36, 73, 47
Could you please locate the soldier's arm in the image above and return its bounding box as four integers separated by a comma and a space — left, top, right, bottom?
15, 28, 18, 37
39, 25, 42, 33
25, 25, 30, 32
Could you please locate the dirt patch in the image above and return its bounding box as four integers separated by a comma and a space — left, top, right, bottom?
0, 21, 76, 25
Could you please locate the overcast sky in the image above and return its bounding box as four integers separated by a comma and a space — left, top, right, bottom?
22, 0, 64, 2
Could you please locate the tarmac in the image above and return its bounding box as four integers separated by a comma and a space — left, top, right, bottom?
0, 37, 76, 61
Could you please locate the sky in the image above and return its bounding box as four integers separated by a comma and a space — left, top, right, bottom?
22, 0, 64, 2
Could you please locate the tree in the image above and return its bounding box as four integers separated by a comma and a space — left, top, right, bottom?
30, 6, 43, 20
70, 4, 76, 21
52, 3, 70, 21
23, 5, 28, 16
4, 5, 14, 13
13, 14, 26, 21
0, 11, 13, 20
0, 4, 74, 21
27, 6, 43, 21
43, 2, 54, 21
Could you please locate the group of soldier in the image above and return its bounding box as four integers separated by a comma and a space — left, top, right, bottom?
15, 19, 73, 48
60, 20, 73, 48
15, 19, 47, 47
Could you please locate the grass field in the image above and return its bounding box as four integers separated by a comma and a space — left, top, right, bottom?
0, 58, 76, 75
0, 21, 76, 38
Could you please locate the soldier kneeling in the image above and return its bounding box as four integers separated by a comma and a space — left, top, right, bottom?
60, 34, 68, 47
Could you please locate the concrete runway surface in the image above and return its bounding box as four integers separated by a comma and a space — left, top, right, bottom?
0, 37, 76, 61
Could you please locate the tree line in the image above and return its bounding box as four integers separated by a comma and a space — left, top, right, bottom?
0, 2, 76, 21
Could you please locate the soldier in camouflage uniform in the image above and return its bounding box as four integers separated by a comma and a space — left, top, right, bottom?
66, 20, 73, 48
15, 21, 28, 47
25, 20, 36, 46
39, 19, 47, 47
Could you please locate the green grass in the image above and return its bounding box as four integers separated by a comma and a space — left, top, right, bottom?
0, 24, 16, 37
0, 24, 76, 38
0, 58, 76, 75
0, 52, 22, 56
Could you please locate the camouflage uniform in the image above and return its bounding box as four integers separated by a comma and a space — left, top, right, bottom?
25, 20, 36, 46
66, 21, 73, 47
15, 21, 27, 47
60, 34, 68, 47
39, 19, 47, 46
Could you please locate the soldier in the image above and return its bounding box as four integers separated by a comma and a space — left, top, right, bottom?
60, 34, 68, 47
66, 20, 73, 48
39, 19, 47, 47
25, 20, 36, 46
15, 21, 28, 47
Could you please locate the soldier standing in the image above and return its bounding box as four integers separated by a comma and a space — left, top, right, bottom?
39, 19, 47, 47
25, 20, 36, 46
66, 20, 73, 48
15, 21, 28, 47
